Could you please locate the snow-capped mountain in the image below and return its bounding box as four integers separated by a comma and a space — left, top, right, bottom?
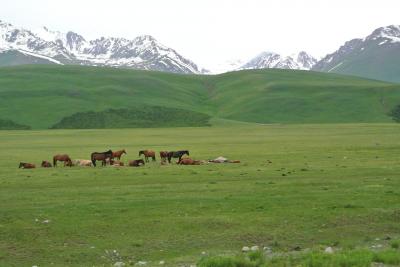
0, 20, 205, 74
312, 25, 400, 82
239, 51, 317, 71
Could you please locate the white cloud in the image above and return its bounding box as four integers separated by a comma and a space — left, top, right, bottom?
1, 0, 399, 71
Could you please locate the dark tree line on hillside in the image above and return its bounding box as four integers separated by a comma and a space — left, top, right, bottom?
389, 105, 400, 123
0, 119, 31, 130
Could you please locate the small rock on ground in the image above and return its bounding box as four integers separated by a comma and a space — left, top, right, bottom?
242, 246, 250, 252
114, 262, 125, 267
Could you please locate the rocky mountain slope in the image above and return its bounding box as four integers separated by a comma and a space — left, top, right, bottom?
0, 20, 204, 74
240, 51, 317, 71
312, 25, 400, 83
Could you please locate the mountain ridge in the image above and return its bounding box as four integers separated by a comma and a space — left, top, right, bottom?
0, 19, 206, 74
312, 25, 400, 82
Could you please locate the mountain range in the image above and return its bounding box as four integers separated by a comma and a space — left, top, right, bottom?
0, 20, 205, 74
312, 25, 400, 83
239, 51, 317, 71
1, 19, 400, 82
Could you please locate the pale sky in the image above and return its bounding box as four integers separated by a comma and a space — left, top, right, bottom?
1, 0, 399, 71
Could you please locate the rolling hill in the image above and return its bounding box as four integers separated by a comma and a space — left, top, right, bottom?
0, 65, 400, 129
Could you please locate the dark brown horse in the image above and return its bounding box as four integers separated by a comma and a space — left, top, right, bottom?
139, 150, 156, 162
91, 150, 113, 167
159, 151, 169, 162
53, 154, 72, 167
167, 150, 190, 163
19, 162, 35, 169
41, 161, 52, 168
128, 159, 145, 167
112, 149, 127, 160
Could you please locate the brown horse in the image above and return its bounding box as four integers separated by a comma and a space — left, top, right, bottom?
178, 158, 202, 165
112, 149, 127, 160
159, 151, 169, 162
139, 150, 156, 162
19, 162, 35, 169
53, 154, 72, 167
91, 150, 113, 167
41, 161, 52, 168
112, 160, 124, 167
128, 159, 145, 167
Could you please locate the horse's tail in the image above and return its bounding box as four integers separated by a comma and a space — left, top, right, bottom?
91, 153, 96, 167
53, 156, 56, 167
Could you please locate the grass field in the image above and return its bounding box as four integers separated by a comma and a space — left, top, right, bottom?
1, 123, 400, 266
1, 65, 400, 129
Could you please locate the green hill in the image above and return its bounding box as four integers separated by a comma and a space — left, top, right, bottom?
0, 65, 400, 129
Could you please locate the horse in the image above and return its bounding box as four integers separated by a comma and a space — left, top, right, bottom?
139, 150, 156, 162
128, 159, 145, 167
91, 150, 113, 167
167, 150, 190, 163
178, 158, 202, 165
112, 149, 127, 160
159, 151, 169, 162
74, 159, 92, 167
19, 162, 35, 169
105, 158, 115, 165
53, 154, 72, 167
112, 160, 124, 167
41, 161, 52, 168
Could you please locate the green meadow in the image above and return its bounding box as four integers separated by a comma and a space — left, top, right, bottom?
1, 65, 400, 129
1, 123, 400, 266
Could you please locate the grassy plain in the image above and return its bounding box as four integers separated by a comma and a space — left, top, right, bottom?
0, 123, 400, 266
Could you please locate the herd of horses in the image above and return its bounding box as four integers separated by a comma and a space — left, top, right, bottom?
18, 149, 191, 169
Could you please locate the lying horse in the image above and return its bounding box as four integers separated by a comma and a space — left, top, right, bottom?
178, 158, 202, 165
19, 162, 35, 169
112, 149, 127, 160
159, 151, 169, 162
53, 154, 72, 167
74, 159, 92, 167
41, 161, 52, 168
112, 160, 124, 167
129, 159, 145, 167
139, 150, 156, 162
91, 150, 113, 167
167, 150, 189, 163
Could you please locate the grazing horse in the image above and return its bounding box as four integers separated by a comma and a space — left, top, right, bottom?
159, 151, 169, 162
128, 159, 145, 167
112, 149, 127, 160
139, 150, 156, 162
19, 162, 35, 169
167, 150, 190, 163
53, 154, 72, 167
41, 161, 52, 168
91, 150, 113, 167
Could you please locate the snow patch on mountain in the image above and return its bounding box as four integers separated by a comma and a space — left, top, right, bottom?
0, 19, 204, 74
240, 51, 317, 71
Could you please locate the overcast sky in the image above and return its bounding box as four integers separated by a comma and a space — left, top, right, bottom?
1, 0, 399, 70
